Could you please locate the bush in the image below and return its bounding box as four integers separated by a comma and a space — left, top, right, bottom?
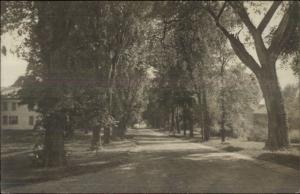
247, 127, 267, 142
289, 129, 300, 143
210, 127, 220, 137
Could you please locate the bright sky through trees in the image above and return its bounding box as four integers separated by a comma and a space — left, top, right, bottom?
0, 1, 298, 88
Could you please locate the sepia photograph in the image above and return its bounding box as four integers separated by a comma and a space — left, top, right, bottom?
1, 1, 300, 193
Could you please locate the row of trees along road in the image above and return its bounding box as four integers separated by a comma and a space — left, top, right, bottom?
205, 1, 299, 149
143, 1, 299, 149
1, 1, 153, 167
143, 1, 261, 142
1, 1, 299, 166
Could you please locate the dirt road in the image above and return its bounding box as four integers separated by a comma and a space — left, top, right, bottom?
3, 128, 300, 193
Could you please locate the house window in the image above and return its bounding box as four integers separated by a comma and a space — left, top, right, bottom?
2, 102, 8, 111
29, 116, 34, 125
12, 102, 17, 111
2, 116, 8, 125
9, 116, 18, 125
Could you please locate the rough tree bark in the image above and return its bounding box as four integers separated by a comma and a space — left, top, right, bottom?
91, 127, 101, 148
187, 61, 210, 141
103, 127, 111, 144
183, 107, 188, 136
112, 118, 126, 138
189, 114, 194, 138
220, 99, 226, 142
103, 54, 118, 144
34, 2, 72, 167
258, 66, 289, 149
220, 60, 226, 142
202, 87, 211, 141
171, 107, 175, 135
198, 62, 211, 141
43, 114, 66, 167
185, 106, 194, 138
176, 106, 181, 133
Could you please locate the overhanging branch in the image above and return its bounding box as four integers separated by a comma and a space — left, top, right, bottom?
228, 1, 257, 35
268, 1, 298, 61
217, 2, 227, 20
228, 1, 270, 65
257, 1, 282, 33
205, 4, 261, 75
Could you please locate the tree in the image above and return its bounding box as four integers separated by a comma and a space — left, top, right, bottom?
282, 84, 300, 130
2, 1, 152, 165
205, 1, 300, 150
144, 2, 220, 139
19, 2, 75, 166
212, 35, 234, 142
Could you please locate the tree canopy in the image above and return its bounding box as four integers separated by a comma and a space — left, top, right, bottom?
1, 1, 299, 166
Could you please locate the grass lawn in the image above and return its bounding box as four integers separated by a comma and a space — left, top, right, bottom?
157, 128, 300, 170
1, 129, 135, 190
202, 137, 300, 170
1, 128, 299, 191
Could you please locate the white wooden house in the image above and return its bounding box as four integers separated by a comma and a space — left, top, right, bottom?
1, 86, 39, 130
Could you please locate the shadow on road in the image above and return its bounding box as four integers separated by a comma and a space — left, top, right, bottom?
257, 152, 300, 170
2, 128, 300, 193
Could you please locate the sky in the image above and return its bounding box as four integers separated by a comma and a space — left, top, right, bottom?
0, 2, 298, 88
1, 31, 28, 87
241, 1, 298, 88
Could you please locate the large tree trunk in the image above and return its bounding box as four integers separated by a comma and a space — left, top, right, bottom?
91, 127, 100, 149
43, 114, 65, 167
187, 107, 194, 138
189, 115, 194, 138
202, 88, 211, 141
165, 115, 169, 131
44, 128, 65, 167
103, 127, 110, 144
220, 105, 226, 143
196, 62, 210, 141
171, 108, 175, 135
196, 89, 204, 140
206, 0, 297, 150
220, 62, 226, 143
119, 121, 126, 138
183, 108, 187, 136
176, 106, 181, 134
64, 115, 74, 138
113, 119, 126, 138
258, 66, 289, 150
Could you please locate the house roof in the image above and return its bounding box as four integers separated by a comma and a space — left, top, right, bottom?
258, 98, 265, 105
253, 104, 267, 114
1, 86, 20, 97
